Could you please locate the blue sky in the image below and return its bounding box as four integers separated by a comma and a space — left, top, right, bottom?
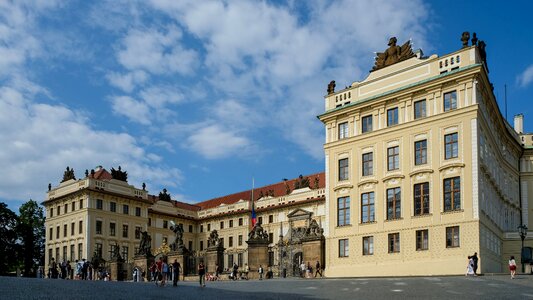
1, 0, 532, 211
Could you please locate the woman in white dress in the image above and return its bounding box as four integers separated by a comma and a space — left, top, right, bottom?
465, 256, 474, 276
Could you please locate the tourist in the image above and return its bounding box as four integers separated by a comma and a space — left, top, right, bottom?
471, 252, 479, 276
214, 263, 220, 280
306, 262, 313, 278
66, 261, 72, 279
300, 262, 306, 278
258, 265, 264, 280
232, 262, 238, 281
198, 261, 206, 287
149, 262, 156, 282
465, 256, 474, 276
172, 259, 180, 287
81, 259, 88, 280
243, 263, 249, 280
509, 256, 517, 279
315, 261, 322, 278
75, 260, 82, 279
161, 259, 168, 286
49, 257, 58, 279
155, 257, 163, 286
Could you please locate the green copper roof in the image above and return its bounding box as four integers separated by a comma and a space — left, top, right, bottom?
317, 63, 482, 119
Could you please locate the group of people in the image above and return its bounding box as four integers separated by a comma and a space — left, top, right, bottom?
466, 253, 522, 279
47, 258, 95, 280
149, 257, 181, 287
300, 261, 322, 278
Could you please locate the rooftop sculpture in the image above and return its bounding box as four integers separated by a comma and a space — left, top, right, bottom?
372, 37, 415, 72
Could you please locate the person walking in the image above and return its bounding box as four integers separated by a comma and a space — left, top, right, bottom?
172, 259, 180, 287
315, 261, 322, 278
243, 263, 249, 280
472, 252, 479, 276
258, 265, 264, 280
198, 261, 206, 287
509, 256, 517, 279
155, 257, 163, 286
161, 260, 168, 286
465, 256, 474, 276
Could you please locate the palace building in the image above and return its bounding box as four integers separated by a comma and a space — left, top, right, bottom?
318, 34, 533, 276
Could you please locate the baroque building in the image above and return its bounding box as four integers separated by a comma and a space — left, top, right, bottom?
43, 167, 325, 276
318, 34, 533, 276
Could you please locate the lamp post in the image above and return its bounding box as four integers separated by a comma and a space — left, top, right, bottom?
518, 224, 528, 274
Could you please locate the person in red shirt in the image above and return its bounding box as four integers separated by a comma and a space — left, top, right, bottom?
155, 257, 163, 286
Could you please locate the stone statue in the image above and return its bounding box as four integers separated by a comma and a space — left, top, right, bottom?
169, 221, 184, 251
372, 37, 415, 71
307, 219, 324, 237
48, 183, 51, 191
142, 182, 146, 191
314, 177, 320, 189
110, 244, 122, 261
248, 223, 269, 241
208, 230, 220, 248
461, 31, 470, 48
327, 80, 336, 95
61, 166, 76, 182
110, 166, 128, 182
471, 32, 478, 46
85, 169, 89, 177
137, 230, 152, 257
158, 188, 172, 202
294, 174, 310, 190
478, 40, 488, 72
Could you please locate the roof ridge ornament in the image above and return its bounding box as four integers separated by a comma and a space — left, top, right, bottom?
371, 37, 415, 72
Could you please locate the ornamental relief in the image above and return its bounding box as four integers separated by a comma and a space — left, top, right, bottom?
363, 183, 374, 190
416, 173, 428, 180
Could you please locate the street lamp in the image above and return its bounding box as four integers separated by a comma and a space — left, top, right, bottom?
518, 224, 528, 273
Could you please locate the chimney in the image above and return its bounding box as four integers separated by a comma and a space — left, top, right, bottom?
514, 114, 524, 134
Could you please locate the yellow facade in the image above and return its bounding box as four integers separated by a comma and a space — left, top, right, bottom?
319, 41, 531, 276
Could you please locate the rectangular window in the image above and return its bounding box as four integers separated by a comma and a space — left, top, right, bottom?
337, 196, 350, 226
123, 204, 129, 215
361, 192, 375, 223
414, 183, 430, 215
200, 225, 204, 233
414, 100, 426, 119
362, 152, 373, 176
110, 223, 116, 236
228, 254, 234, 267
363, 236, 374, 255
238, 235, 243, 246
63, 224, 67, 237
444, 91, 457, 111
207, 224, 211, 231
78, 243, 83, 260
96, 220, 102, 235
79, 221, 83, 234
96, 199, 103, 210
71, 222, 75, 236
49, 227, 53, 240
268, 215, 273, 223
163, 220, 168, 229
72, 202, 75, 212
200, 241, 204, 251
446, 226, 460, 248
95, 243, 102, 258
135, 207, 141, 217
79, 199, 83, 209
189, 225, 193, 233
148, 218, 151, 227
50, 208, 53, 218
135, 226, 141, 239
56, 226, 60, 239
388, 233, 400, 253
445, 133, 458, 159
362, 115, 372, 133
338, 122, 349, 139
122, 224, 128, 238
387, 107, 398, 126
338, 158, 349, 181
414, 140, 427, 165
229, 236, 233, 247
387, 146, 399, 171
339, 239, 349, 257
238, 218, 243, 226
121, 246, 129, 260
64, 204, 68, 214
110, 202, 116, 212
62, 246, 67, 262
258, 216, 263, 225
229, 220, 233, 228
220, 221, 224, 229
444, 177, 461, 211
386, 187, 401, 220
268, 251, 274, 267
57, 206, 60, 216
269, 233, 274, 244
416, 229, 429, 251
70, 245, 75, 261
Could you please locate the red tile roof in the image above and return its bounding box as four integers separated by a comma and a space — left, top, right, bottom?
89, 168, 113, 180
195, 172, 325, 210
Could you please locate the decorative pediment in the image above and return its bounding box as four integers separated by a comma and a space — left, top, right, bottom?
287, 208, 312, 221
382, 174, 405, 184
438, 163, 465, 173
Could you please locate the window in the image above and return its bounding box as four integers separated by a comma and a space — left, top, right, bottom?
229, 236, 233, 247
339, 239, 349, 257
358, 193, 375, 224
50, 208, 53, 218
207, 224, 211, 231
388, 233, 400, 253
337, 196, 350, 226
135, 207, 141, 217
446, 226, 460, 248
200, 225, 204, 233
78, 243, 83, 260
95, 243, 102, 258
229, 220, 233, 228
189, 225, 193, 233
56, 226, 60, 239
362, 115, 372, 133
163, 220, 168, 229
63, 246, 67, 262
443, 91, 457, 111
63, 224, 67, 237
416, 229, 429, 250
387, 187, 401, 220
135, 226, 141, 239
121, 246, 129, 260
110, 223, 116, 236
387, 146, 399, 171
238, 218, 243, 226
363, 236, 374, 255
122, 224, 129, 238
362, 152, 373, 176
414, 140, 427, 165
148, 218, 151, 227
220, 221, 224, 229
414, 183, 430, 215
228, 254, 234, 267
200, 241, 204, 251
268, 251, 274, 267
123, 204, 129, 215
238, 235, 243, 246
338, 158, 349, 181
70, 245, 75, 261
96, 220, 102, 235
338, 122, 349, 139
258, 217, 263, 225
79, 221, 83, 234
71, 222, 75, 236
72, 202, 75, 212
79, 199, 83, 209
444, 177, 461, 211
387, 107, 398, 126
269, 233, 274, 243
414, 100, 426, 119
49, 227, 53, 240
268, 215, 273, 223
445, 133, 458, 159
64, 204, 68, 214
57, 206, 60, 216
110, 202, 116, 212
96, 199, 103, 210
220, 238, 224, 248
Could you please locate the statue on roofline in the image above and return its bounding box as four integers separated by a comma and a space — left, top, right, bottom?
372, 37, 415, 72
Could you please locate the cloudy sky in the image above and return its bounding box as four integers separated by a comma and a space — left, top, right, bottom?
1, 0, 531, 211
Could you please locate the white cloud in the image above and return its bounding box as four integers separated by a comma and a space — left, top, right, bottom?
517, 65, 533, 88
187, 124, 251, 159
110, 95, 151, 125
106, 71, 149, 93
140, 85, 184, 109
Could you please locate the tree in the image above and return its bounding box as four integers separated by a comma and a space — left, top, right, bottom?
0, 202, 19, 275
17, 199, 45, 277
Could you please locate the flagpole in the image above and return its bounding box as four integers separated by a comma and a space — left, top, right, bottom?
251, 177, 256, 229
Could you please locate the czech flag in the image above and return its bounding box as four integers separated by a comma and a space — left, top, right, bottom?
251, 202, 257, 227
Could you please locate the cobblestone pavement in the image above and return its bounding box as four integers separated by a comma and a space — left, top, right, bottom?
1, 274, 532, 300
